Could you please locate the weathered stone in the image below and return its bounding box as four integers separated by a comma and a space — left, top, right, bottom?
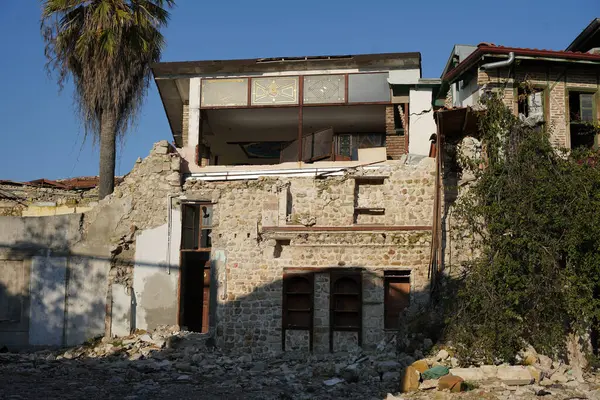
376, 361, 401, 373
438, 374, 464, 392
550, 371, 568, 384
381, 372, 397, 382
449, 367, 485, 381
527, 365, 543, 383
537, 354, 553, 371
435, 349, 449, 362
496, 366, 533, 385
411, 360, 429, 374
400, 366, 420, 393
419, 379, 438, 390
480, 365, 498, 378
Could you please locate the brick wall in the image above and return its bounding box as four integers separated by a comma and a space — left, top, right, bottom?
182, 103, 189, 148
477, 63, 599, 149
386, 105, 406, 159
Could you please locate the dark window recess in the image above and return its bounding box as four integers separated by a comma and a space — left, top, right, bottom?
282, 272, 314, 351
180, 203, 213, 333
569, 92, 596, 149
182, 204, 213, 250
517, 88, 545, 119
384, 271, 411, 330
330, 271, 362, 351
394, 105, 405, 135
335, 133, 385, 158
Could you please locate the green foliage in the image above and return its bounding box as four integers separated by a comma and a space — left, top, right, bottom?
41, 0, 174, 137
446, 94, 600, 364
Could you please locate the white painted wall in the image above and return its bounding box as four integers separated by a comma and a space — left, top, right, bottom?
111, 283, 131, 337
408, 88, 436, 156
65, 255, 109, 346
388, 69, 421, 85
454, 78, 480, 107
132, 209, 181, 331
29, 255, 67, 346
188, 77, 201, 149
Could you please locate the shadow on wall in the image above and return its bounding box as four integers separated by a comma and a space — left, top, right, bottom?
0, 214, 454, 354
193, 263, 449, 355
0, 214, 159, 349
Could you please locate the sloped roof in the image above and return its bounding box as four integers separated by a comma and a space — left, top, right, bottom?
443, 43, 600, 83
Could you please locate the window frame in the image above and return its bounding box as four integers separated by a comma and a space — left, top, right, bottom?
282, 271, 314, 351
181, 202, 213, 252
516, 86, 548, 121
329, 269, 363, 352
567, 88, 599, 150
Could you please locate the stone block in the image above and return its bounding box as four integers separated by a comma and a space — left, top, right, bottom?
480, 365, 498, 378
496, 366, 533, 385
449, 367, 485, 381
438, 374, 464, 392
527, 365, 543, 383
400, 366, 420, 393
411, 359, 429, 373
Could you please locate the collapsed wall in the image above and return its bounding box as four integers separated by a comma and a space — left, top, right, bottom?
0, 141, 181, 348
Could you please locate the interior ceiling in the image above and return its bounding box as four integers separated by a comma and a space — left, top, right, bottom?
202, 104, 386, 165
203, 105, 386, 142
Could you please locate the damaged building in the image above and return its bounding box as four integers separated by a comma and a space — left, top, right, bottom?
0, 52, 443, 353
4, 18, 598, 354
145, 52, 442, 353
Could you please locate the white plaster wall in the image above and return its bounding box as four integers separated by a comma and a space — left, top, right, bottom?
408, 88, 436, 156
133, 209, 181, 331
388, 69, 421, 85
65, 255, 110, 346
456, 78, 480, 107
111, 283, 131, 337
29, 255, 67, 346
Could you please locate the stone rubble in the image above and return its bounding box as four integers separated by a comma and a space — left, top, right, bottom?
2, 331, 600, 399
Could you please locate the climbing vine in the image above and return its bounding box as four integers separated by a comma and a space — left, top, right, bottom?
445, 93, 600, 364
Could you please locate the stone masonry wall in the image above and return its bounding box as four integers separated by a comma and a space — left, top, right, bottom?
477, 63, 599, 149
83, 141, 182, 293
182, 157, 436, 354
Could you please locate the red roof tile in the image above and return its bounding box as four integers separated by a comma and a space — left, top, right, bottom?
444, 43, 600, 82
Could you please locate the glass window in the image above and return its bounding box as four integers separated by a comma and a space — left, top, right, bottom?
303, 75, 345, 104
348, 73, 390, 103
580, 93, 594, 122
201, 78, 248, 107
251, 77, 299, 105
181, 204, 212, 250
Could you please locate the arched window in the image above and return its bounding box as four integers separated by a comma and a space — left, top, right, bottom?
282, 272, 314, 350
330, 271, 362, 350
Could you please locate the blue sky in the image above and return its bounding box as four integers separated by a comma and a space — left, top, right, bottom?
0, 1, 597, 181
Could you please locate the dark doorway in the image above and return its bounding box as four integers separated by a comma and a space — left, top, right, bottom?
180, 252, 210, 332
179, 203, 213, 333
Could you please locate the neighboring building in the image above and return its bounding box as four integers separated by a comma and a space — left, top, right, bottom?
147, 53, 441, 353
437, 19, 600, 271
0, 177, 114, 217
440, 19, 600, 150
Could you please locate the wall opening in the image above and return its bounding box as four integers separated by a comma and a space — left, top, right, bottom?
179, 203, 213, 333
384, 270, 411, 330
568, 91, 597, 149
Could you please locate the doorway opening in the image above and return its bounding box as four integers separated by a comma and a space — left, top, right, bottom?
179, 203, 213, 333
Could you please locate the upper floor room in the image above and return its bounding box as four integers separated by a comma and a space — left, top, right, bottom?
440, 18, 600, 151
152, 52, 440, 177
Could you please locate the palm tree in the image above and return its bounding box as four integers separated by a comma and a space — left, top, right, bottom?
41, 0, 175, 199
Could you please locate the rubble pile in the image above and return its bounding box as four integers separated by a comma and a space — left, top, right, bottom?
2, 328, 600, 399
